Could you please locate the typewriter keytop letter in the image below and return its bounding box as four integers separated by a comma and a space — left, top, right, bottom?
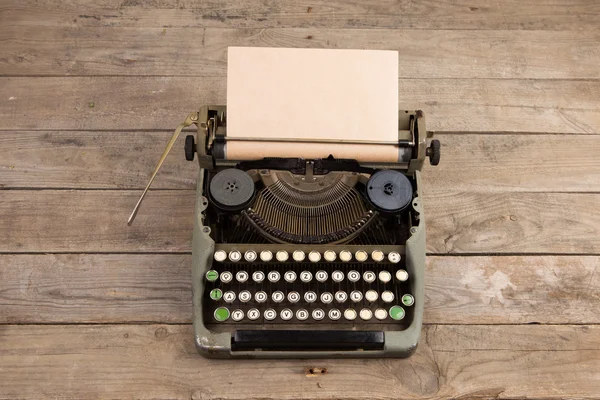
255, 291, 268, 303
244, 250, 257, 262
304, 291, 317, 303
328, 308, 341, 320
252, 271, 265, 283
280, 308, 293, 321
239, 290, 252, 302
268, 271, 280, 283
335, 291, 348, 303
288, 291, 300, 303
332, 270, 344, 282
300, 271, 312, 283
320, 292, 333, 304
247, 308, 260, 321
236, 271, 248, 283
264, 308, 277, 321
350, 290, 363, 302
312, 308, 325, 320
220, 271, 233, 283
284, 271, 297, 283
315, 270, 328, 282
296, 309, 309, 321
363, 271, 376, 283
223, 291, 236, 303
347, 270, 360, 282
272, 291, 284, 303
231, 309, 244, 321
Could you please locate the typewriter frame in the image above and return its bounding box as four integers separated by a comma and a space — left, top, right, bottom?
190, 106, 429, 358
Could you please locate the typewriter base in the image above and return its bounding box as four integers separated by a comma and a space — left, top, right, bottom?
191, 170, 426, 359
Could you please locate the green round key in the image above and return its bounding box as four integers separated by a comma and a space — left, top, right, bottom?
402, 294, 415, 307
206, 270, 219, 282
209, 288, 222, 301
389, 305, 405, 321
214, 307, 230, 322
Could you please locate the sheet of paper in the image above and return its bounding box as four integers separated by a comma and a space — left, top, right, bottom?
226, 47, 399, 161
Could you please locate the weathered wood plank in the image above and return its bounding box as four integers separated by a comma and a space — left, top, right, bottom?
0, 190, 598, 254
1, 254, 597, 324
4, 0, 600, 30
2, 132, 599, 192
1, 77, 599, 134
0, 324, 598, 399
3, 27, 599, 79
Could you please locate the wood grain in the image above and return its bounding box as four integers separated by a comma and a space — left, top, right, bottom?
2, 27, 599, 79
0, 324, 598, 399
4, 0, 600, 30
2, 132, 598, 192
0, 190, 598, 254
1, 254, 598, 324
1, 77, 599, 134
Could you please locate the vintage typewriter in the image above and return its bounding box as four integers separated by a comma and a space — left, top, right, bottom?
128, 105, 440, 358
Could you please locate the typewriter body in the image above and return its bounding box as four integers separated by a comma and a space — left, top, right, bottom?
171, 105, 440, 358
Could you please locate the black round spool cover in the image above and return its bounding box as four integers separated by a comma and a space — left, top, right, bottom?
209, 168, 255, 210
366, 170, 413, 213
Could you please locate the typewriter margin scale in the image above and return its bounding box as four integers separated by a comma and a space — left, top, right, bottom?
182, 105, 440, 359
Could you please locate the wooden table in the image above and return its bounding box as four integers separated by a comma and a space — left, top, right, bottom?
1, 1, 599, 398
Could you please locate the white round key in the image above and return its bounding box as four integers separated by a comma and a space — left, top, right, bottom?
378, 270, 392, 283
312, 308, 325, 320
255, 291, 267, 303
388, 251, 401, 264
328, 308, 341, 320
359, 308, 373, 320
214, 250, 227, 262
220, 271, 233, 283
365, 290, 378, 302
228, 251, 242, 262
371, 250, 385, 262
236, 271, 248, 283
272, 291, 285, 303
332, 270, 344, 282
223, 291, 236, 303
344, 309, 357, 320
268, 271, 280, 283
347, 270, 360, 282
374, 308, 388, 320
363, 271, 376, 283
320, 292, 333, 304
308, 251, 321, 262
381, 290, 395, 303
324, 250, 337, 262
304, 291, 317, 303
264, 308, 277, 321
288, 291, 300, 303
280, 308, 293, 321
252, 271, 265, 283
355, 250, 368, 262
244, 250, 257, 262
276, 250, 289, 262
315, 270, 328, 282
260, 250, 273, 262
247, 308, 260, 320
300, 271, 312, 283
239, 290, 251, 302
231, 309, 244, 321
396, 269, 409, 282
350, 290, 363, 302
335, 291, 348, 303
296, 309, 309, 321
339, 250, 353, 262
292, 250, 305, 262
284, 271, 297, 283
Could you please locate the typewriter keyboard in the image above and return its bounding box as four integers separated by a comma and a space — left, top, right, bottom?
203, 245, 414, 330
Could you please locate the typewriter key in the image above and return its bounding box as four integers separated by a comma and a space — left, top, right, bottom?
308, 251, 322, 262
355, 250, 368, 262
231, 309, 244, 322
209, 168, 255, 211
292, 250, 305, 262
280, 309, 293, 321
365, 290, 378, 302
324, 250, 337, 262
315, 270, 328, 282
244, 250, 257, 262
371, 250, 385, 262
389, 305, 405, 321
328, 308, 341, 320
223, 291, 236, 303
335, 291, 348, 303
296, 309, 309, 321
276, 251, 289, 262
252, 271, 265, 283
268, 271, 280, 283
214, 307, 230, 322
236, 271, 248, 283
378, 270, 392, 283
255, 291, 267, 303
247, 308, 260, 321
359, 308, 373, 320
213, 250, 227, 262
205, 270, 219, 282
395, 269, 409, 282
300, 271, 313, 283
228, 251, 242, 262
284, 271, 297, 283
288, 291, 300, 303
344, 309, 357, 321
332, 270, 344, 282
381, 291, 395, 303
402, 294, 415, 307
363, 271, 376, 283
388, 251, 401, 264
220, 271, 233, 283
259, 250, 273, 262
366, 170, 412, 213
209, 289, 222, 301
304, 291, 317, 303
312, 308, 325, 320
348, 270, 360, 282
272, 291, 285, 303
320, 292, 333, 304
339, 250, 353, 262
350, 290, 363, 302
264, 309, 277, 321
239, 290, 251, 302
374, 308, 388, 320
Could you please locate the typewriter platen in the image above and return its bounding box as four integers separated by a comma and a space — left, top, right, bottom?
129, 106, 440, 358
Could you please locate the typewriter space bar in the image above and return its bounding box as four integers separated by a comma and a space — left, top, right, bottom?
231, 330, 384, 351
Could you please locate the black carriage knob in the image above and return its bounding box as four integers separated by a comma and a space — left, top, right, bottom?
185, 135, 196, 161
426, 139, 440, 166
